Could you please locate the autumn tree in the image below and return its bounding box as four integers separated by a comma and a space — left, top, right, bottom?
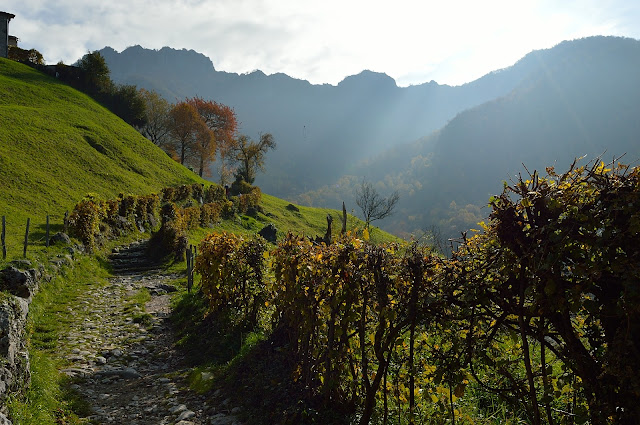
192, 124, 216, 177
230, 133, 276, 186
355, 179, 399, 228
167, 102, 214, 173
138, 88, 171, 147
187, 97, 238, 183
186, 97, 237, 146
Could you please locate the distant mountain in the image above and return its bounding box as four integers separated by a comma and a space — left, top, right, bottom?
100, 36, 640, 240
99, 45, 531, 196
329, 36, 640, 237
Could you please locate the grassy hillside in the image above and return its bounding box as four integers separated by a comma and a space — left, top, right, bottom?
186, 193, 399, 248
0, 58, 202, 259
0, 58, 397, 262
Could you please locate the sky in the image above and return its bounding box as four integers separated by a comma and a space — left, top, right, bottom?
3, 0, 640, 87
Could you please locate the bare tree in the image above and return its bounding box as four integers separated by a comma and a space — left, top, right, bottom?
355, 180, 399, 228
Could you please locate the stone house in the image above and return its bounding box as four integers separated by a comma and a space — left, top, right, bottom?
0, 11, 15, 59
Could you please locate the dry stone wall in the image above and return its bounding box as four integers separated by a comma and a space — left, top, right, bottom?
0, 248, 71, 422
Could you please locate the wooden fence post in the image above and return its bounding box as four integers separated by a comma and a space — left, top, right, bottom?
46, 215, 50, 248
192, 245, 196, 288
23, 218, 30, 258
186, 245, 192, 293
341, 201, 347, 234
1, 216, 6, 260
187, 244, 196, 293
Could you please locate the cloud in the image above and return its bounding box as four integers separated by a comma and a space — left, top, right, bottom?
4, 0, 639, 86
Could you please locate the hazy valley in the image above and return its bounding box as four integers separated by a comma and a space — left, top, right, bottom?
100, 35, 640, 239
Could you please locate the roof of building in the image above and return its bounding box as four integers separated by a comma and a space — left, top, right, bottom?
0, 11, 16, 20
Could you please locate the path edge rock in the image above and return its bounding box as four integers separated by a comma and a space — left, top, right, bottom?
0, 236, 79, 423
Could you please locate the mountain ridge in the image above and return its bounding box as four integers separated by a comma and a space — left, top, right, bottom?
99, 36, 640, 238
99, 43, 527, 195
343, 36, 640, 236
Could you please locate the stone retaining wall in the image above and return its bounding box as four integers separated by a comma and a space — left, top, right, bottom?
0, 266, 43, 423
0, 234, 78, 423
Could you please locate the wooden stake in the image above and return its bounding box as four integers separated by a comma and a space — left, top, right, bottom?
23, 218, 30, 258
1, 216, 6, 260
46, 215, 50, 248
341, 201, 347, 234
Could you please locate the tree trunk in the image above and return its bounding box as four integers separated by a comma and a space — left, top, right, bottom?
359, 355, 389, 425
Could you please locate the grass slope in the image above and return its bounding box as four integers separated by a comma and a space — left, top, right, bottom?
0, 58, 396, 261
187, 193, 399, 247
0, 58, 201, 260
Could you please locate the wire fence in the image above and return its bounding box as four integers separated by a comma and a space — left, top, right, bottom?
1, 212, 69, 261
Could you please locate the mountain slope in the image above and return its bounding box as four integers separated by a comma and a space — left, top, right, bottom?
99, 45, 528, 196
347, 36, 640, 237
0, 58, 202, 256
97, 36, 640, 240
0, 58, 395, 264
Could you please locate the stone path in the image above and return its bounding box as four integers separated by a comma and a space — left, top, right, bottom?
57, 241, 241, 425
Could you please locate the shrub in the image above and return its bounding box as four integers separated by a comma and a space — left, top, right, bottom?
204, 184, 226, 203
103, 199, 120, 226
175, 184, 192, 202
118, 194, 137, 219
230, 179, 254, 196
234, 186, 262, 215
160, 202, 178, 222
196, 232, 268, 327
191, 183, 204, 203
220, 200, 236, 219
162, 187, 176, 203
68, 198, 103, 250
149, 202, 187, 260
181, 206, 202, 230
200, 202, 223, 227
134, 193, 160, 229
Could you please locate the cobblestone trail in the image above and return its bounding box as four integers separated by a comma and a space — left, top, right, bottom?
57, 241, 241, 425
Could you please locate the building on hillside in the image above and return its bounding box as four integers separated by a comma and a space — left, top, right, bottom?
8, 35, 18, 48
0, 11, 15, 59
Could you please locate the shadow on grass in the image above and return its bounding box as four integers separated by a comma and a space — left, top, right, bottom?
171, 291, 246, 366
219, 331, 353, 425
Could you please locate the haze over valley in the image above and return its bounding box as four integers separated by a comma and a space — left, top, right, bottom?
100, 36, 640, 238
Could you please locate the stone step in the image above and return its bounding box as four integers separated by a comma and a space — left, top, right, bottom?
108, 241, 162, 275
